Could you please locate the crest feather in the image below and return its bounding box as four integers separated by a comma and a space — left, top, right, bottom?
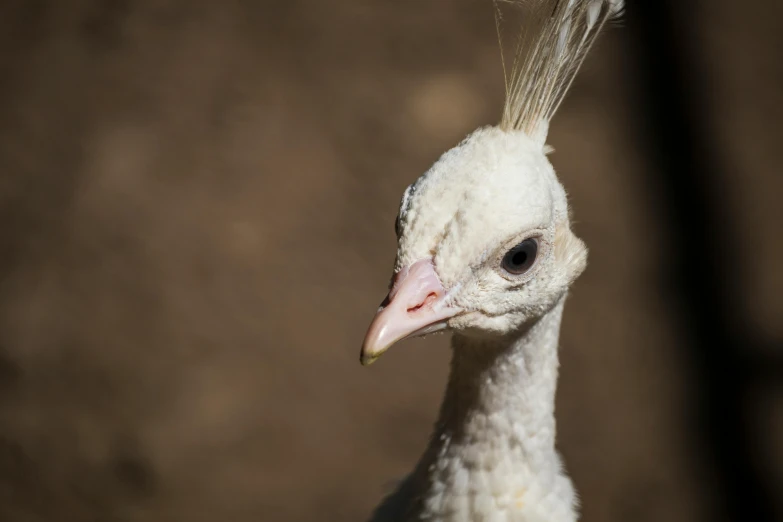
494, 0, 623, 143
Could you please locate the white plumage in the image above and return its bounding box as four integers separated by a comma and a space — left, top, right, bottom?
360, 1, 621, 520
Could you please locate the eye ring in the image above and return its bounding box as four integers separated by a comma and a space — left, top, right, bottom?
501, 238, 539, 275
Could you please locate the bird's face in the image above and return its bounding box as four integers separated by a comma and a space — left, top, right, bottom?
361, 126, 587, 365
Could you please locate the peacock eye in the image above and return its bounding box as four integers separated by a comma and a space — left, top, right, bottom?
501, 238, 538, 275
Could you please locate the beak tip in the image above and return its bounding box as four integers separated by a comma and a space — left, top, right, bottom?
359, 347, 385, 366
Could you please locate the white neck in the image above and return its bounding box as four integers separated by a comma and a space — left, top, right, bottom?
371, 296, 577, 522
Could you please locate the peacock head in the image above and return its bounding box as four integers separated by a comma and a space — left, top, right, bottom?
360, 126, 587, 365
359, 0, 622, 365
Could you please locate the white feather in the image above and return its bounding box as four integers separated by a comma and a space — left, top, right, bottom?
494, 0, 623, 142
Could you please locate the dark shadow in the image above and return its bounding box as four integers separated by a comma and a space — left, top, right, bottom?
81, 0, 131, 51
625, 2, 781, 521
111, 442, 156, 498
0, 344, 20, 393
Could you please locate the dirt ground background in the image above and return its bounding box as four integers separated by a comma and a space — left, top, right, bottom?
0, 1, 781, 521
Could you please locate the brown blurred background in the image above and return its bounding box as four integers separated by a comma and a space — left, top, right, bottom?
0, 1, 780, 521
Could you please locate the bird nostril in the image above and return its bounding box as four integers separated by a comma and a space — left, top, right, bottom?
407, 292, 439, 314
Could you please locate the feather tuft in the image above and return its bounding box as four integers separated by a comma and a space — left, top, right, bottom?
493, 0, 623, 143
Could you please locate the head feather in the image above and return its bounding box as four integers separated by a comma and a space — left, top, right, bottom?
494, 0, 623, 143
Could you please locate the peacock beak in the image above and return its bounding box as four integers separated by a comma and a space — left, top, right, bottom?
360, 258, 460, 366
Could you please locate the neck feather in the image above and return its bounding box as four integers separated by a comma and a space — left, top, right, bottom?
373, 296, 577, 522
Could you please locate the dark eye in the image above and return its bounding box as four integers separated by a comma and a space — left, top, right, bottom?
501, 238, 538, 275
394, 215, 402, 238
